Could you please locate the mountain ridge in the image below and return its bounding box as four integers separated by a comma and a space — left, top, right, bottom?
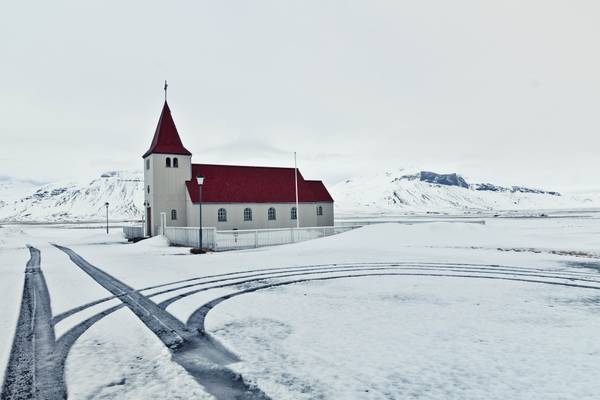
0, 171, 143, 222
331, 169, 600, 216
1, 169, 599, 222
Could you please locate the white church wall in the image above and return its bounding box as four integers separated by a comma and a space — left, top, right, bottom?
184, 197, 334, 230
145, 153, 191, 235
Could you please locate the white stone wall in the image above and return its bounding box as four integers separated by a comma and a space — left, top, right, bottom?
185, 194, 334, 230
144, 153, 191, 235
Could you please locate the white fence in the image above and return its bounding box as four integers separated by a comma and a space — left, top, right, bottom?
163, 227, 216, 249
213, 226, 360, 251
123, 224, 361, 251
123, 225, 144, 240
163, 225, 360, 251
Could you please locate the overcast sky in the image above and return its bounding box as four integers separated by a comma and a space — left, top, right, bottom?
1, 1, 599, 191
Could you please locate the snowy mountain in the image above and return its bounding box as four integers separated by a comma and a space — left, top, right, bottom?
2, 168, 599, 222
331, 169, 600, 216
0, 171, 143, 222
0, 176, 46, 209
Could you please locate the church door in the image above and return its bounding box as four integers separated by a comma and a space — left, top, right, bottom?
146, 207, 152, 236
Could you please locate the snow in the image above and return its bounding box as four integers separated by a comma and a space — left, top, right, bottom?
0, 229, 27, 380
3, 168, 600, 224
0, 176, 42, 205
331, 169, 600, 216
0, 171, 143, 222
66, 308, 211, 400
209, 277, 600, 399
2, 214, 600, 399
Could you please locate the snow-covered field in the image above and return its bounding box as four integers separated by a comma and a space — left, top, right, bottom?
1, 214, 600, 399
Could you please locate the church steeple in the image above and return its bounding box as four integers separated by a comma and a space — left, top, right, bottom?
142, 101, 192, 158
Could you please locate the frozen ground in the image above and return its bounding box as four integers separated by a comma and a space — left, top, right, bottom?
1, 214, 600, 399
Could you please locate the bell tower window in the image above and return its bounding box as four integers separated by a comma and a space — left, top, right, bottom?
173, 158, 178, 168
166, 157, 171, 168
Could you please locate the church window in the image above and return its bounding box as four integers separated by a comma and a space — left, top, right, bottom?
171, 209, 177, 220
173, 158, 178, 168
268, 207, 276, 221
291, 207, 297, 220
316, 205, 323, 216
147, 185, 150, 194
145, 159, 150, 170
218, 208, 227, 222
166, 157, 171, 168
244, 208, 252, 221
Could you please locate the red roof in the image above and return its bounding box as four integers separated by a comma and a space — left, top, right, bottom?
143, 101, 192, 158
186, 164, 333, 203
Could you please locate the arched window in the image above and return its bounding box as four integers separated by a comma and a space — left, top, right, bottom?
316, 205, 323, 216
291, 207, 297, 220
244, 208, 252, 221
147, 185, 150, 194
145, 159, 150, 170
218, 208, 227, 222
268, 207, 276, 221
166, 157, 171, 168
171, 209, 177, 220
173, 158, 178, 168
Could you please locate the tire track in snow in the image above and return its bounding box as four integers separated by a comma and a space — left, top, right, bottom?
53, 245, 187, 349
1, 246, 65, 400
158, 264, 600, 311
46, 252, 600, 400
185, 271, 600, 334
53, 244, 271, 400
52, 261, 600, 324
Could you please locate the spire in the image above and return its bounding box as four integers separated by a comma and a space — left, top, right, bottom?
142, 101, 192, 158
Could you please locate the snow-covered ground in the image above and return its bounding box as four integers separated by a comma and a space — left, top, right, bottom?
1, 214, 600, 399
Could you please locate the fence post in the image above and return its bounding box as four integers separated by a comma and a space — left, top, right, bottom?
254, 230, 258, 248
159, 212, 166, 235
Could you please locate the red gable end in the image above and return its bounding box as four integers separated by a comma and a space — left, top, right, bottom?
186, 164, 333, 203
143, 102, 192, 158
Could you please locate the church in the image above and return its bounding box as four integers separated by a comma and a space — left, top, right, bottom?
143, 101, 334, 236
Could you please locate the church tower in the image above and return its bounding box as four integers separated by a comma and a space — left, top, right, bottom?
143, 101, 192, 236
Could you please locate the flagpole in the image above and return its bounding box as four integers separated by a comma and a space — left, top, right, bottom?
294, 152, 300, 228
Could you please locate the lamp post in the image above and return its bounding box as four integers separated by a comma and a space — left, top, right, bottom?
196, 175, 204, 252
104, 202, 109, 234
143, 201, 148, 237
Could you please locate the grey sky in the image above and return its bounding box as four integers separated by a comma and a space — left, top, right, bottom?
1, 1, 599, 191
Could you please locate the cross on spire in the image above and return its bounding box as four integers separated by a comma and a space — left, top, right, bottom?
164, 80, 168, 101
143, 101, 192, 158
